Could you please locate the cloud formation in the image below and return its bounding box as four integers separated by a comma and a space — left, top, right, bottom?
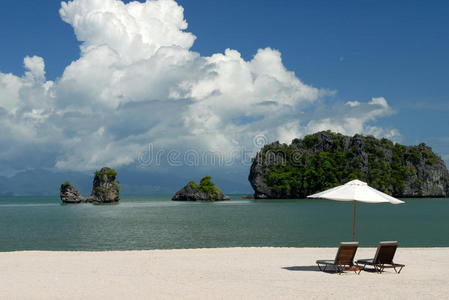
0, 0, 398, 172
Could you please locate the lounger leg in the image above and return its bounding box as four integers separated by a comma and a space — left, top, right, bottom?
317, 263, 328, 272
374, 265, 381, 274
393, 264, 404, 274
335, 265, 341, 275
357, 263, 365, 275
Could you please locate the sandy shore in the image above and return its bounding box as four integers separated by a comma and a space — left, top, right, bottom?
0, 247, 448, 299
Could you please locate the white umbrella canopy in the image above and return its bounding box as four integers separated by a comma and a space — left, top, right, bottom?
307, 179, 405, 241
308, 179, 404, 204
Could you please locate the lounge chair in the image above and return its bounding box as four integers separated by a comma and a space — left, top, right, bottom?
356, 241, 405, 274
316, 242, 359, 274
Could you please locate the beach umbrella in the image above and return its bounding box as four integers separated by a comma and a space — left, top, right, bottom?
307, 179, 404, 241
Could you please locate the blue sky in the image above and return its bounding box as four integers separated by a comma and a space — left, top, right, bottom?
0, 0, 448, 177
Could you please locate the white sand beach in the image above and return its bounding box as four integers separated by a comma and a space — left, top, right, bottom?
0, 247, 448, 299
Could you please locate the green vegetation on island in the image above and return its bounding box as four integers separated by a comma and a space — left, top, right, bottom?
61, 181, 72, 189
188, 176, 222, 199
95, 168, 117, 180
173, 176, 230, 201
249, 131, 449, 198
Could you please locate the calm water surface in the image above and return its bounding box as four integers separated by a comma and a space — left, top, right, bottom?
0, 196, 448, 251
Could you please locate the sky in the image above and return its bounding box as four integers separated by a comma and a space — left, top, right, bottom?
0, 0, 448, 180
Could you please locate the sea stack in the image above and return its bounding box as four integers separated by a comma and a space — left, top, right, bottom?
60, 181, 85, 203
172, 176, 230, 201
90, 167, 120, 203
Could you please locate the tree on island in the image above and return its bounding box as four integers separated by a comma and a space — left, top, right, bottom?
172, 176, 230, 201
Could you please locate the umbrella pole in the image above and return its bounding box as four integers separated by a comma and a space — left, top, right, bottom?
352, 201, 356, 241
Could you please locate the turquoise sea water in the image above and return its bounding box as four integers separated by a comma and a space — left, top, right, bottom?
0, 196, 448, 251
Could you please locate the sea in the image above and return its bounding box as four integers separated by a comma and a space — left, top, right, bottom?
0, 196, 448, 251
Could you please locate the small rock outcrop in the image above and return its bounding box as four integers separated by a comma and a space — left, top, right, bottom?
172, 176, 230, 201
90, 167, 120, 203
60, 167, 120, 204
60, 181, 86, 203
249, 131, 449, 198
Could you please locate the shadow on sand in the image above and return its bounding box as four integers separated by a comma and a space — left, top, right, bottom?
282, 265, 358, 274
282, 265, 320, 272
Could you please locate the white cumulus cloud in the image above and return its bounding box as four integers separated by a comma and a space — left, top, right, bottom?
304, 97, 396, 139
345, 100, 360, 107
0, 0, 400, 172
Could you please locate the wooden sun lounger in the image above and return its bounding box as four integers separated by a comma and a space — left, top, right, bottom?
316, 242, 359, 274
356, 241, 405, 274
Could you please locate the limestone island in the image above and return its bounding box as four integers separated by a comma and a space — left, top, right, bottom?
60, 167, 120, 204
249, 131, 449, 199
172, 176, 230, 201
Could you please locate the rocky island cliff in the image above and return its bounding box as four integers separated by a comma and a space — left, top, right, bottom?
60, 167, 120, 204
172, 176, 230, 201
249, 131, 449, 199
90, 167, 120, 203
60, 181, 87, 203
